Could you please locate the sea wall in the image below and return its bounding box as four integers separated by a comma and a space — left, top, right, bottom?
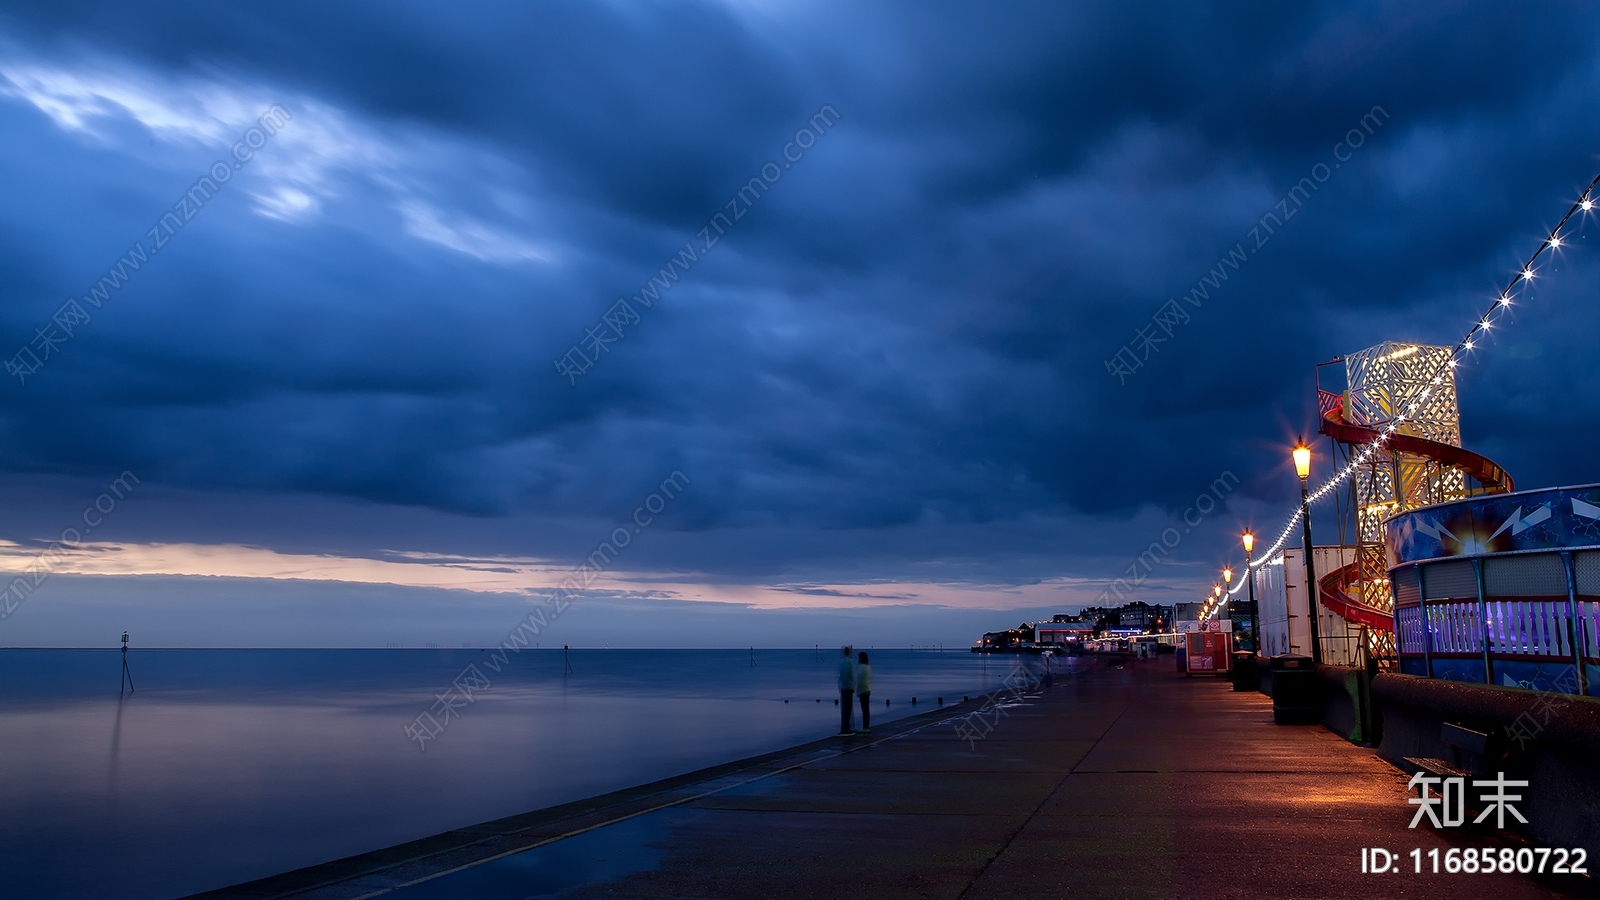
1372, 673, 1600, 858
1317, 664, 1364, 742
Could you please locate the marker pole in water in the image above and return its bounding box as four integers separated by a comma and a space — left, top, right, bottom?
564, 644, 573, 675
120, 631, 135, 694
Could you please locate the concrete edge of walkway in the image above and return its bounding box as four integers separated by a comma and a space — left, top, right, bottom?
183, 660, 1108, 900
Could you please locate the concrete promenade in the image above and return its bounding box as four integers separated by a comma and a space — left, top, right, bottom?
195, 657, 1586, 899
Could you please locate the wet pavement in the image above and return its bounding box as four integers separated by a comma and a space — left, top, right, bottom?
194, 657, 1588, 899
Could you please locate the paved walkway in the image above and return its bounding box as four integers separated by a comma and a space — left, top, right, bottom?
195, 657, 1586, 899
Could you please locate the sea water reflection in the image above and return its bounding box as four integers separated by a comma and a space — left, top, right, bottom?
0, 648, 1022, 899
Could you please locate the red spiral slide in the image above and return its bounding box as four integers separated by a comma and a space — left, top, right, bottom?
1312, 392, 1514, 632
1317, 392, 1513, 495
1317, 560, 1394, 632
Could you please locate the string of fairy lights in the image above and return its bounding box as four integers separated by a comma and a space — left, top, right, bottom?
1197, 173, 1600, 622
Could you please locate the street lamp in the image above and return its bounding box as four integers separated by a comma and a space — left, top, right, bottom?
1293, 438, 1322, 664
1223, 563, 1253, 690
1242, 531, 1259, 656
1222, 566, 1233, 630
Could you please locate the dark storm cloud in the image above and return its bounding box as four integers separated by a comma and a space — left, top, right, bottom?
1, 0, 1599, 592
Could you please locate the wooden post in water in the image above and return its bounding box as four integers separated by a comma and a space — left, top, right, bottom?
120, 631, 135, 693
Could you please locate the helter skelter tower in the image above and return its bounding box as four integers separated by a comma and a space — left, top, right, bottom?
1317, 340, 1513, 660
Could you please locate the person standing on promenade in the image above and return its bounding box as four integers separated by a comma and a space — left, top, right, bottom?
837, 646, 855, 735
855, 651, 873, 733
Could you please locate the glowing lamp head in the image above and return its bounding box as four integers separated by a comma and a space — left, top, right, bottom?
1584, 198, 1594, 211
1292, 439, 1311, 481
1223, 566, 1233, 584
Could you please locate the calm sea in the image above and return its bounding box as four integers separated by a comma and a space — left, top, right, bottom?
0, 648, 1032, 899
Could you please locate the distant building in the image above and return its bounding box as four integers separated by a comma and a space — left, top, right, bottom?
1068, 602, 1171, 633
1035, 620, 1092, 644
1115, 601, 1172, 632
983, 604, 1173, 651
976, 624, 1035, 651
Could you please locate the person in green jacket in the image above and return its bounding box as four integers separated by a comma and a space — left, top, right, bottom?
855, 651, 873, 733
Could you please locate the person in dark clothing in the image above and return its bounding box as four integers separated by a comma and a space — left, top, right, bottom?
837, 646, 855, 734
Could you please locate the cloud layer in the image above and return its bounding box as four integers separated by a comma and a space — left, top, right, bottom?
2, 2, 1600, 642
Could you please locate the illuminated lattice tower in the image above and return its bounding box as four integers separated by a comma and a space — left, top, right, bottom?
1344, 341, 1467, 617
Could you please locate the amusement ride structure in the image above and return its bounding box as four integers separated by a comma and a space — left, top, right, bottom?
1210, 170, 1600, 678
1312, 340, 1515, 662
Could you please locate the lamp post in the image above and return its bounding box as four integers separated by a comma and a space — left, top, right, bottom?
1225, 564, 1255, 689
1222, 565, 1233, 631
1242, 531, 1259, 656
1221, 567, 1233, 629
1294, 438, 1322, 664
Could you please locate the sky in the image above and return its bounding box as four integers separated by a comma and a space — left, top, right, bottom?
2, 1, 1600, 648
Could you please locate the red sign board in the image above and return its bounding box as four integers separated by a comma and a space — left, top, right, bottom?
1185, 631, 1232, 675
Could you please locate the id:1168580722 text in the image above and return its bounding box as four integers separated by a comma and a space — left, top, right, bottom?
1361, 846, 1587, 875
